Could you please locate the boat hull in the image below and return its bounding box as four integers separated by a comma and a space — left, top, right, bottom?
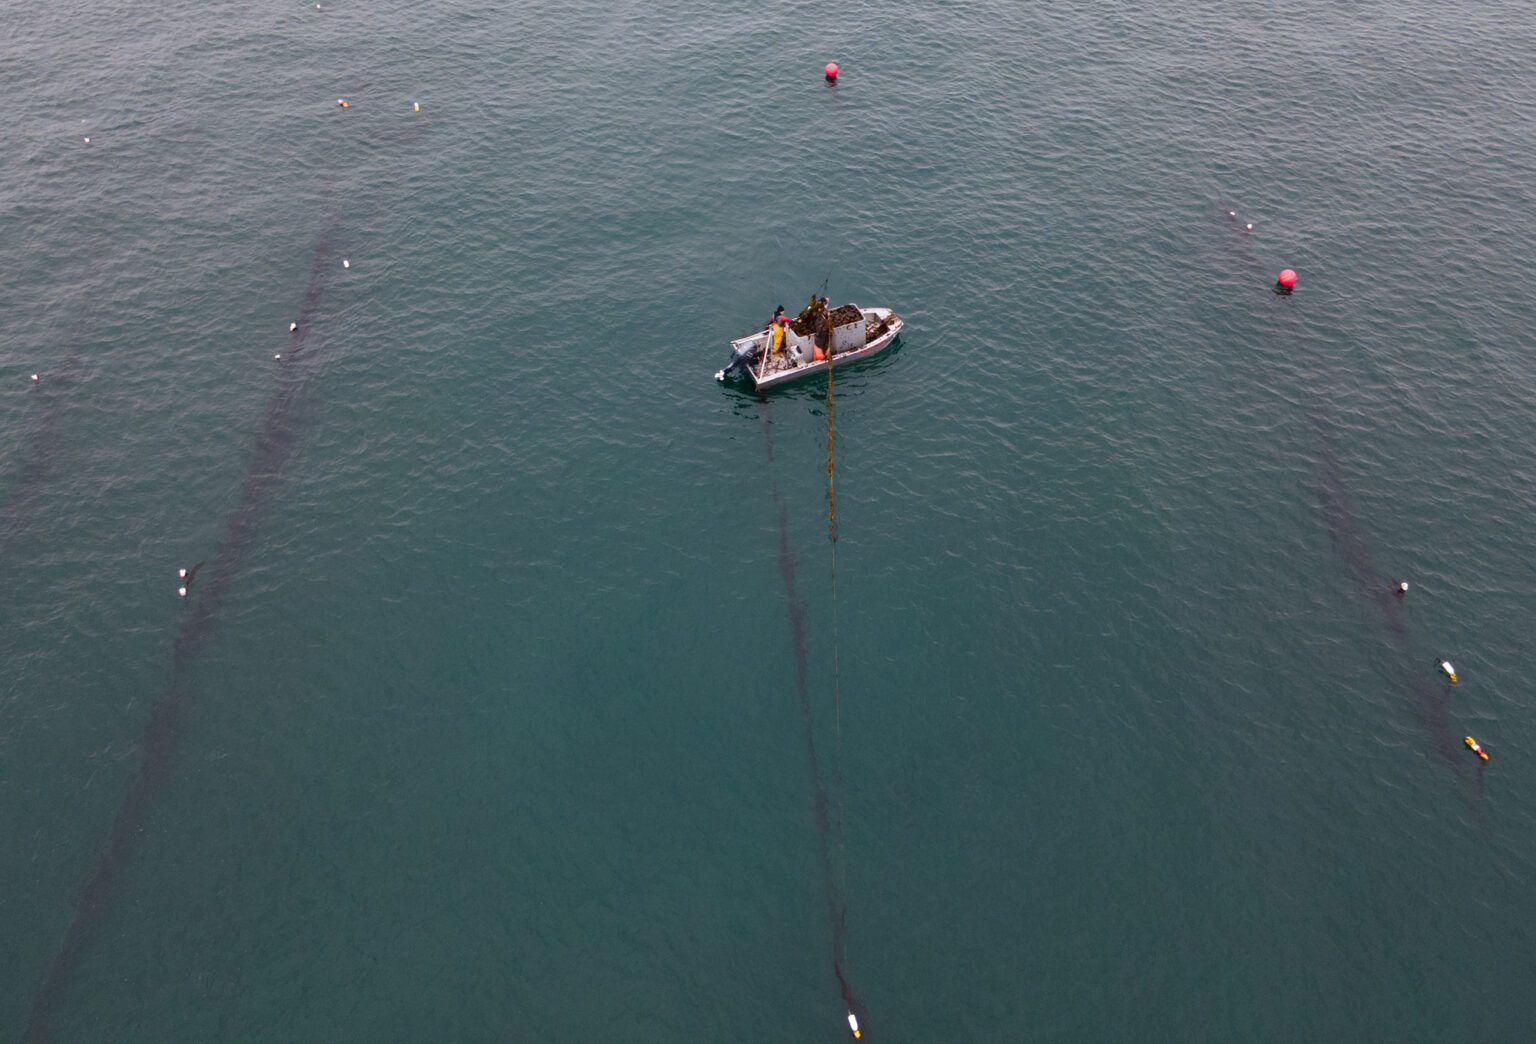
736, 308, 903, 389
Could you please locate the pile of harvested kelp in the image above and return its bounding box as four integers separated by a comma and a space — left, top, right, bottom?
826, 303, 862, 328
789, 297, 825, 337
790, 298, 864, 338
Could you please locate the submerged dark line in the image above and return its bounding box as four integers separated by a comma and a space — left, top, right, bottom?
1306, 353, 1472, 779
1313, 421, 1405, 638
1207, 202, 1477, 790
1310, 419, 1471, 768
0, 244, 116, 554
760, 410, 862, 1023
21, 217, 339, 1044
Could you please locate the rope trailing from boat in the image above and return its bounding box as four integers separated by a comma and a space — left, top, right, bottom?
827, 333, 837, 545
826, 335, 841, 739
759, 400, 863, 1039
825, 332, 859, 1039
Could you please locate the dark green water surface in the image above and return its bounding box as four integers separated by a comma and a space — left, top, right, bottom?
4, 0, 1536, 1039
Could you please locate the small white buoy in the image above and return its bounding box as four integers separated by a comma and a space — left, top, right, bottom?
178, 586, 188, 598
1227, 210, 1235, 217
289, 322, 298, 333
178, 567, 188, 579
30, 374, 40, 383
83, 137, 91, 144
1398, 581, 1409, 593
274, 353, 282, 360
342, 259, 350, 269
1246, 222, 1254, 231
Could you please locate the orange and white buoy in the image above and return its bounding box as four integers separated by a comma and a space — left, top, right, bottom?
1465, 736, 1488, 761
1439, 659, 1458, 683
846, 1012, 861, 1039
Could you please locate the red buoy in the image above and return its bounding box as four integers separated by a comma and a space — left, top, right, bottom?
824, 62, 839, 81
1277, 268, 1297, 289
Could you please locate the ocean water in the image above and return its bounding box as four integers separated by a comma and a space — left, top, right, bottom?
4, 0, 1536, 1039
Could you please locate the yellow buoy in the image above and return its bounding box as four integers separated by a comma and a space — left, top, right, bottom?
413, 102, 421, 112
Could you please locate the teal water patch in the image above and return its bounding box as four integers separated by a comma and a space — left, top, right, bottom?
4, 0, 1536, 1039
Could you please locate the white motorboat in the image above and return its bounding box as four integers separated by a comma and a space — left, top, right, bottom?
715, 299, 904, 389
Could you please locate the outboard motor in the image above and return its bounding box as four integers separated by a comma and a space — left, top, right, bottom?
716, 339, 762, 382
